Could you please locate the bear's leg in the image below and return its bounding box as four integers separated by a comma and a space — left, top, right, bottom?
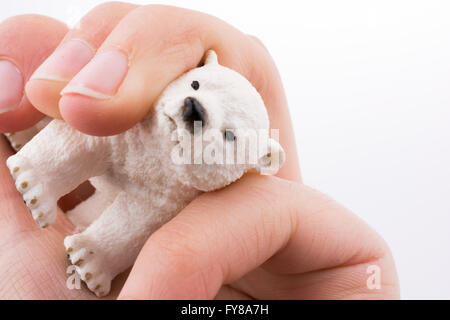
65, 185, 119, 231
6, 120, 110, 228
64, 190, 172, 297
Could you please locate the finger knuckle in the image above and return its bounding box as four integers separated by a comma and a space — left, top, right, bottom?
123, 5, 204, 68
0, 14, 65, 40
248, 34, 268, 52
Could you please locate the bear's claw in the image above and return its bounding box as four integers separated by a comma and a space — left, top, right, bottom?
64, 234, 112, 297
6, 154, 57, 228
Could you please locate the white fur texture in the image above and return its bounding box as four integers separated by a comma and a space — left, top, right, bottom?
5, 51, 285, 297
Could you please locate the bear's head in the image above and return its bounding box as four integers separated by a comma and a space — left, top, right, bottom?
155, 50, 285, 192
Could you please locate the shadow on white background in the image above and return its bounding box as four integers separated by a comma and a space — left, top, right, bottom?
1, 0, 449, 299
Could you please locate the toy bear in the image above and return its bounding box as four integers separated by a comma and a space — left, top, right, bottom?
5, 50, 285, 297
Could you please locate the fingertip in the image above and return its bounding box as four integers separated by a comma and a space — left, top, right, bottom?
59, 94, 138, 136
58, 48, 153, 136
0, 66, 46, 132
0, 96, 45, 133
25, 79, 64, 119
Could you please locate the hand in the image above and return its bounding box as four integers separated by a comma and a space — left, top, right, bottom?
0, 3, 399, 299
0, 136, 128, 299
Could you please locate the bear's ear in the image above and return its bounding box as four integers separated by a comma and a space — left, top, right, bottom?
204, 50, 219, 66
256, 138, 286, 175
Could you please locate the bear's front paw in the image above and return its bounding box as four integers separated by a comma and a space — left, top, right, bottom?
6, 154, 58, 228
4, 132, 25, 151
64, 234, 113, 297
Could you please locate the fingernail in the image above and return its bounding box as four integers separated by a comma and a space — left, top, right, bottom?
61, 50, 129, 100
0, 60, 24, 114
30, 39, 94, 82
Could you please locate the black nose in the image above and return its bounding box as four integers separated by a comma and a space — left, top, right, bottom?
183, 97, 206, 129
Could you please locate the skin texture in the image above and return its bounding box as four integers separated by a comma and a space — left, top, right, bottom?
0, 15, 67, 132
0, 3, 399, 299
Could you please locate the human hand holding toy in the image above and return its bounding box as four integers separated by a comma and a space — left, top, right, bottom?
0, 4, 399, 299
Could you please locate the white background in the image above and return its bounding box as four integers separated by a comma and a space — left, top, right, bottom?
1, 0, 449, 299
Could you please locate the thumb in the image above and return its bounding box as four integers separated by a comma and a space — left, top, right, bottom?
118, 174, 396, 299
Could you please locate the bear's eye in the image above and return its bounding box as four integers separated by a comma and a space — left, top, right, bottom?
191, 80, 200, 90
224, 130, 236, 141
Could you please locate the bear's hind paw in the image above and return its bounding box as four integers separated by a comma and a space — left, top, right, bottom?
64, 234, 113, 297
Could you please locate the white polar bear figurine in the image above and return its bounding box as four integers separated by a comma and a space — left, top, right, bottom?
5, 50, 285, 297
